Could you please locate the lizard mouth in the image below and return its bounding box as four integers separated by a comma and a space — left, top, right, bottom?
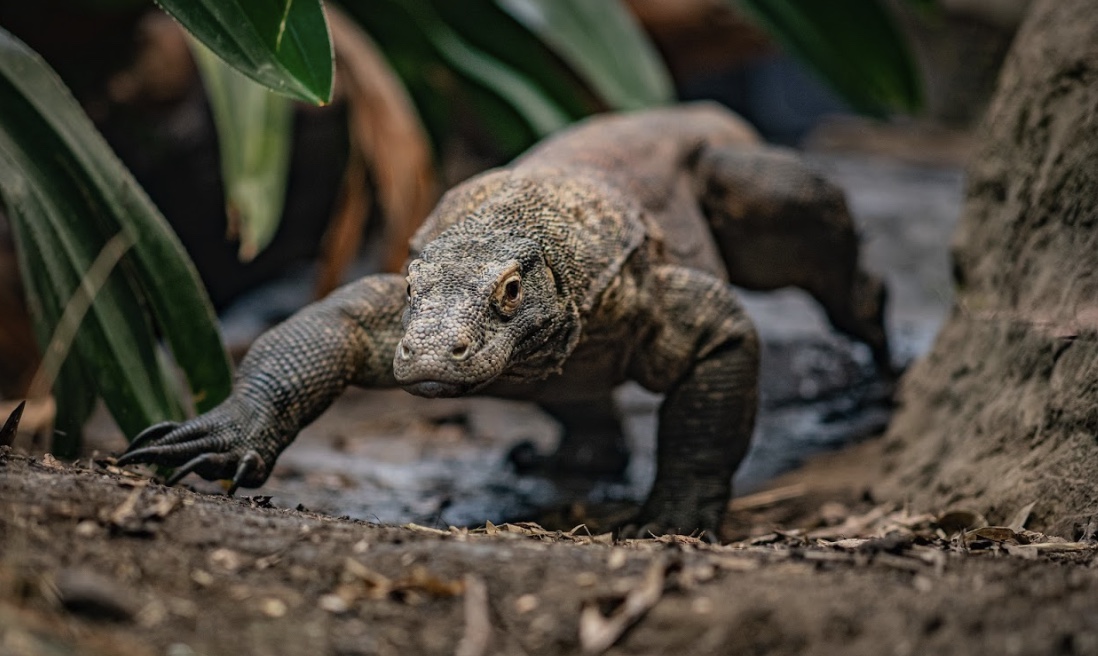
401, 380, 470, 399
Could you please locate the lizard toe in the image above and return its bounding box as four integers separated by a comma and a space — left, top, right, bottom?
126, 420, 181, 451
163, 446, 270, 491
166, 452, 225, 486
116, 434, 221, 468
227, 451, 264, 495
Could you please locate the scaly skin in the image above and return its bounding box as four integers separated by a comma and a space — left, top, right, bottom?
119, 103, 889, 536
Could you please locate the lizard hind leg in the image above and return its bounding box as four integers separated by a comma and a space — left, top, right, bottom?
693, 145, 893, 374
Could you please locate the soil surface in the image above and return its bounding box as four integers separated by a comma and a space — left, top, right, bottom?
4, 448, 1098, 656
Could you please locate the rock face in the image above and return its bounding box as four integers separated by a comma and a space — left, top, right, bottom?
875, 0, 1098, 536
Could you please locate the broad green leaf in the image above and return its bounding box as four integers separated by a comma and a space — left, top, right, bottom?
497, 0, 673, 110
0, 27, 232, 448
156, 0, 333, 104
192, 39, 293, 262
732, 0, 923, 115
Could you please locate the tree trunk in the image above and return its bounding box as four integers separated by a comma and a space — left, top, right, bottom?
874, 0, 1098, 537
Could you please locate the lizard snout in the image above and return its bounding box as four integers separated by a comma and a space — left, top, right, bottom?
396, 334, 474, 362
392, 321, 503, 397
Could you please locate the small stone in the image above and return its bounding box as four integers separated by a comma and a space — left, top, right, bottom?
514, 594, 539, 614
691, 597, 714, 614
166, 644, 196, 656
74, 520, 99, 538
55, 568, 137, 622
208, 548, 244, 572
260, 598, 287, 618
190, 569, 214, 587
319, 594, 349, 614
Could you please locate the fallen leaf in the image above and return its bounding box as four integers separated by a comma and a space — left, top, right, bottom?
1007, 501, 1037, 532
964, 526, 1024, 546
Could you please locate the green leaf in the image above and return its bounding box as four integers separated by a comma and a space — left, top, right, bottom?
497, 0, 673, 110
191, 39, 293, 261
732, 0, 923, 115
410, 2, 570, 135
346, 0, 571, 137
155, 0, 334, 104
0, 27, 233, 448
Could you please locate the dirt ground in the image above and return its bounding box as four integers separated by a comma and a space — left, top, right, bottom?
4, 444, 1098, 656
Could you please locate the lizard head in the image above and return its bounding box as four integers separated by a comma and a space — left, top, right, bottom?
393, 233, 570, 398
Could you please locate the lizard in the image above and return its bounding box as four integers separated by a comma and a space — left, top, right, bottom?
118, 103, 890, 537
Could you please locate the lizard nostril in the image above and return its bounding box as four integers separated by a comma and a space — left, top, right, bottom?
451, 340, 471, 361
399, 340, 413, 360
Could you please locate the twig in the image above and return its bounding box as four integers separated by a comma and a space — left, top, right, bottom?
728, 484, 807, 512
455, 575, 491, 656
579, 560, 667, 654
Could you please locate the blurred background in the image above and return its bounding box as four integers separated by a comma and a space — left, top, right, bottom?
0, 0, 1032, 525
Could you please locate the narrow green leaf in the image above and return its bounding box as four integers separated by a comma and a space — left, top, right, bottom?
155, 0, 334, 104
731, 0, 923, 115
0, 28, 233, 445
384, 0, 571, 136
192, 39, 293, 262
0, 161, 179, 440
497, 0, 673, 110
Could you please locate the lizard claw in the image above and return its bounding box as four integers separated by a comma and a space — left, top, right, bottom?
126, 421, 181, 451
617, 519, 720, 543
228, 451, 262, 496
116, 403, 276, 491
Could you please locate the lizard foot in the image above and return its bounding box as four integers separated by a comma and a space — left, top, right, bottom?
617, 516, 722, 544
116, 408, 275, 492
616, 494, 727, 543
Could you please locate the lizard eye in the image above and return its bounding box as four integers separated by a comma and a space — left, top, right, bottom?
495, 274, 522, 317
504, 279, 521, 301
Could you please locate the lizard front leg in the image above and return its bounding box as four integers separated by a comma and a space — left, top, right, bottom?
628, 265, 759, 538
117, 275, 406, 492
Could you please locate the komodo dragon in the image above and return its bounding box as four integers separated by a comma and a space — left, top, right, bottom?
119, 103, 890, 536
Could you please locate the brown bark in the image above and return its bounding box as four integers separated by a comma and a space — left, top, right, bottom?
874, 0, 1098, 536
